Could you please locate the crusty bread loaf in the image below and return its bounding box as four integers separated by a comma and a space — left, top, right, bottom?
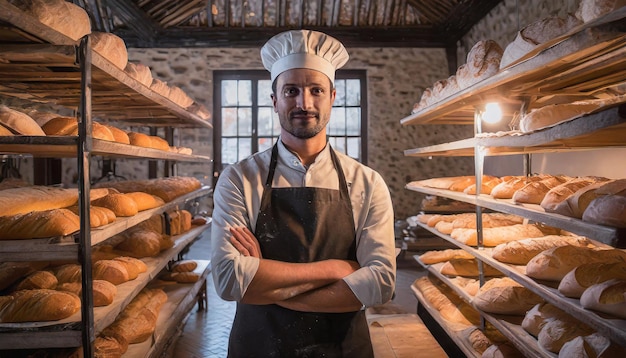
91, 193, 138, 217
150, 78, 170, 97
104, 125, 130, 144
539, 317, 595, 353
0, 124, 14, 136
127, 131, 152, 148
473, 277, 544, 315
20, 0, 91, 41
0, 208, 80, 239
168, 86, 194, 108
463, 176, 503, 195
559, 333, 626, 358
94, 335, 128, 357
419, 249, 474, 265
112, 256, 147, 280
582, 192, 626, 228
500, 14, 582, 69
14, 270, 58, 291
135, 214, 164, 234
520, 102, 603, 133
0, 105, 46, 135
124, 191, 165, 211
0, 289, 80, 323
522, 302, 569, 337
512, 175, 571, 204
0, 186, 79, 216
53, 264, 81, 284
526, 246, 626, 281
451, 224, 544, 246
171, 260, 198, 272
541, 177, 611, 214
452, 213, 524, 230
558, 262, 626, 298
0, 261, 49, 291
412, 176, 475, 191
482, 342, 524, 358
101, 288, 168, 344
576, 0, 626, 22
491, 234, 593, 265
148, 135, 170, 151
92, 259, 130, 285
161, 271, 200, 283
456, 40, 503, 89
57, 279, 117, 307
66, 205, 115, 228
41, 116, 78, 135
490, 175, 547, 199
124, 62, 153, 87
94, 176, 202, 202
580, 279, 626, 319
91, 32, 128, 70
440, 258, 503, 277
92, 122, 115, 142
114, 229, 162, 258
413, 276, 479, 327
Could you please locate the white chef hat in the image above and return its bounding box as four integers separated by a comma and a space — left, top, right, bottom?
261, 30, 349, 85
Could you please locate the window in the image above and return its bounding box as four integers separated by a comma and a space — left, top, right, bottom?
213, 70, 367, 179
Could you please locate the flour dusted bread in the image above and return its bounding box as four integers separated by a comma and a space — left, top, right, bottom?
0, 185, 79, 216
0, 208, 80, 239
522, 302, 569, 337
500, 14, 582, 68
512, 175, 571, 204
456, 40, 503, 89
473, 277, 543, 315
451, 224, 544, 246
491, 234, 593, 265
91, 32, 128, 70
582, 193, 626, 228
526, 246, 626, 281
576, 0, 626, 22
558, 262, 626, 298
490, 175, 547, 199
559, 333, 626, 358
0, 106, 46, 135
0, 289, 80, 323
580, 279, 626, 319
541, 177, 611, 214
520, 101, 604, 133
18, 0, 91, 41
419, 249, 474, 264
538, 315, 595, 353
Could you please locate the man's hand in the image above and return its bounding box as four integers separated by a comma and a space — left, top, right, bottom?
230, 226, 262, 258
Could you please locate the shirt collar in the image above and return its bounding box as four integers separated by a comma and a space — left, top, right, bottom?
277, 138, 331, 170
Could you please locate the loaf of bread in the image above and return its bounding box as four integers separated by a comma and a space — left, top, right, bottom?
482, 342, 524, 358
463, 176, 503, 195
104, 125, 130, 144
413, 276, 479, 327
95, 177, 202, 202
147, 135, 170, 151
19, 0, 91, 41
419, 249, 474, 265
0, 289, 80, 322
66, 205, 116, 228
491, 234, 593, 265
0, 186, 80, 216
0, 208, 80, 239
0, 106, 45, 135
558, 262, 626, 298
114, 229, 162, 258
582, 193, 626, 228
91, 193, 138, 217
526, 246, 626, 281
168, 86, 194, 108
490, 175, 548, 199
14, 270, 58, 291
522, 302, 569, 337
127, 131, 153, 148
440, 258, 503, 277
0, 261, 49, 291
124, 191, 165, 212
452, 213, 524, 230
500, 14, 582, 69
57, 279, 117, 307
124, 62, 153, 87
188, 102, 211, 120
580, 279, 626, 319
93, 335, 128, 357
53, 264, 81, 284
0, 124, 13, 136
520, 101, 603, 133
91, 32, 128, 70
136, 214, 165, 234
171, 259, 198, 272
411, 176, 476, 191
456, 40, 503, 89
41, 116, 78, 135
101, 288, 168, 344
473, 277, 544, 315
449, 276, 480, 296
161, 271, 200, 283
538, 315, 595, 353
150, 78, 170, 97
451, 224, 544, 246
541, 176, 611, 214
112, 256, 147, 280
559, 333, 626, 358
576, 0, 626, 22
92, 259, 130, 285
512, 175, 571, 204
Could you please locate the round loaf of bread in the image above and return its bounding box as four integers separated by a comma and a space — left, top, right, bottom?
538, 316, 594, 353
53, 264, 81, 284
91, 31, 128, 70
41, 116, 78, 135
0, 106, 46, 135
25, 0, 91, 41
456, 40, 503, 89
168, 86, 194, 108
580, 279, 626, 319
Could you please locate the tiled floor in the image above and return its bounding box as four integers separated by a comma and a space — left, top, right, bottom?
171, 232, 427, 358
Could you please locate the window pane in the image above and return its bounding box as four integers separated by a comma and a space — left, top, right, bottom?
346, 108, 361, 135
222, 137, 238, 164
328, 108, 345, 135
330, 136, 346, 154
346, 79, 361, 106
258, 137, 273, 152
257, 107, 274, 136
238, 108, 252, 136
347, 138, 361, 160
334, 79, 346, 106
222, 108, 238, 136
238, 80, 252, 105
272, 112, 281, 134
222, 80, 238, 106
258, 80, 273, 106
238, 138, 251, 161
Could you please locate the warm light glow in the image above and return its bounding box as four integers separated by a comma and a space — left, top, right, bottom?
212, 4, 218, 15
482, 102, 502, 124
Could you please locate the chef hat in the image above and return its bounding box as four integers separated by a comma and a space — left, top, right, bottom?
261, 30, 349, 85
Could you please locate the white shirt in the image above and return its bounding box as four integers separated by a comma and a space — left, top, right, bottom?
210, 140, 396, 307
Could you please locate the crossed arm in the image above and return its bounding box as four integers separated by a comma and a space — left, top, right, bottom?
229, 227, 364, 313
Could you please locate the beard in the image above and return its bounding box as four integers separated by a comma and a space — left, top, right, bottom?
281, 109, 329, 139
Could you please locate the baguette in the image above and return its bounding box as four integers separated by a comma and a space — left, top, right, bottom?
0, 208, 80, 240
512, 175, 570, 204
418, 249, 474, 265
526, 246, 626, 281
0, 186, 79, 216
451, 224, 544, 246
558, 262, 626, 298
440, 258, 503, 277
161, 271, 200, 283
0, 289, 80, 323
491, 234, 593, 265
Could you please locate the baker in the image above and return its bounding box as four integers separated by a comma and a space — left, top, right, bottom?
210, 29, 396, 357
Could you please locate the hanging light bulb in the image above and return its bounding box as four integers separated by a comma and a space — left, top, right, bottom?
482, 102, 502, 124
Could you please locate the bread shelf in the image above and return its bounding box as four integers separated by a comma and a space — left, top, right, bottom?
0, 187, 212, 261
414, 257, 554, 358
405, 184, 625, 247
401, 8, 626, 126
414, 221, 626, 348
0, 224, 210, 349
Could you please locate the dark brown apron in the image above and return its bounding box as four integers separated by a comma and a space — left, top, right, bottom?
228, 144, 374, 358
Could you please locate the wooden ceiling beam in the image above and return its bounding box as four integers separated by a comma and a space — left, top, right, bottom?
102, 0, 160, 40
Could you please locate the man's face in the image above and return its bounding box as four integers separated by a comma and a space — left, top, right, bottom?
272, 69, 336, 139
